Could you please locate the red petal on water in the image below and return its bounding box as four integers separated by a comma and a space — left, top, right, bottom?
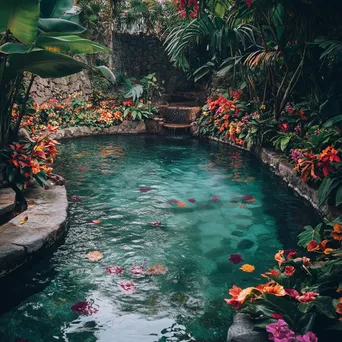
242, 195, 254, 201
211, 195, 220, 202
105, 265, 125, 275
188, 198, 196, 203
228, 254, 244, 264
139, 187, 152, 193
71, 301, 98, 315
152, 221, 162, 226
130, 265, 145, 277
169, 199, 179, 204
70, 195, 81, 202
118, 280, 136, 294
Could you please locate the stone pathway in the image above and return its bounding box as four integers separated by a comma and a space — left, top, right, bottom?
0, 188, 16, 218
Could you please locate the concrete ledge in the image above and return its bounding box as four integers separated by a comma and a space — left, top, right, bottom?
52, 121, 147, 141
208, 136, 341, 220
0, 188, 16, 217
0, 185, 68, 277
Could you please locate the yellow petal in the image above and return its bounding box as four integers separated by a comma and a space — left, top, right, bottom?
19, 216, 28, 225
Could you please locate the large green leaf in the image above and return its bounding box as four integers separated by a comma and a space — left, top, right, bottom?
298, 296, 336, 319
318, 176, 341, 206
297, 224, 322, 248
7, 50, 87, 78
38, 18, 86, 35
0, 0, 40, 44
0, 43, 33, 54
336, 186, 342, 207
35, 35, 111, 54
40, 0, 74, 18
94, 66, 116, 85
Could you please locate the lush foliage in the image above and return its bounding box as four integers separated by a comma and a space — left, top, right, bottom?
225, 217, 342, 341
0, 0, 114, 149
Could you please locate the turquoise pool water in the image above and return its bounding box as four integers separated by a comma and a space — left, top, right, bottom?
0, 135, 320, 342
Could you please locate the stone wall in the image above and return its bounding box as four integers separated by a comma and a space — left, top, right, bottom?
112, 33, 189, 93
31, 71, 92, 104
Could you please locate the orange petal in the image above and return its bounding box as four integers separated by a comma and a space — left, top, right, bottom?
87, 251, 104, 262
333, 223, 342, 233
240, 264, 255, 272
19, 216, 28, 225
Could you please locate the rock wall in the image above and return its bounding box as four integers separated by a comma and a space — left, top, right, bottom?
31, 71, 92, 104
112, 33, 189, 93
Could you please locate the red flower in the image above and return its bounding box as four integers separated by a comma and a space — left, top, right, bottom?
271, 313, 283, 319
284, 266, 295, 277
296, 291, 319, 303
285, 288, 299, 298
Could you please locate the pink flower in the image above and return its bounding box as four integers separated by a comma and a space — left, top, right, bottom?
285, 288, 299, 298
139, 187, 152, 192
130, 265, 145, 277
266, 319, 296, 342
296, 332, 318, 342
296, 291, 319, 303
228, 254, 244, 264
152, 221, 162, 226
71, 301, 98, 315
105, 265, 125, 275
118, 280, 136, 294
211, 195, 220, 202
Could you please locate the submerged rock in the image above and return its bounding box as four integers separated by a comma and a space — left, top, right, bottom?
231, 230, 244, 237
237, 239, 254, 250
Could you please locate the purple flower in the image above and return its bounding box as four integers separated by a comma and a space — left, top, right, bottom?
105, 265, 125, 275
211, 195, 220, 202
152, 221, 162, 226
296, 332, 318, 342
118, 280, 136, 294
266, 319, 296, 342
228, 254, 244, 264
290, 149, 304, 164
139, 187, 152, 193
71, 301, 98, 315
130, 265, 145, 277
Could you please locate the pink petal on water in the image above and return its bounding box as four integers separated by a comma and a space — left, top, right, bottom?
71, 301, 98, 315
242, 195, 254, 201
130, 265, 145, 277
105, 265, 125, 275
118, 280, 136, 294
211, 195, 220, 202
90, 219, 102, 224
152, 221, 162, 226
70, 195, 81, 202
139, 187, 152, 193
228, 254, 244, 264
188, 198, 196, 203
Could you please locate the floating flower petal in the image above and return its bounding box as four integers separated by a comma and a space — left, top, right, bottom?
139, 187, 152, 193
71, 301, 98, 315
147, 264, 168, 275
87, 251, 103, 262
211, 195, 220, 202
240, 264, 255, 272
177, 201, 187, 207
188, 198, 196, 203
90, 219, 102, 224
70, 195, 81, 202
130, 265, 145, 277
118, 280, 136, 294
228, 254, 244, 264
152, 221, 162, 226
105, 265, 125, 275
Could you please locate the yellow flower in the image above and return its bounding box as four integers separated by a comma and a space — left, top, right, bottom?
240, 264, 255, 272
260, 104, 266, 110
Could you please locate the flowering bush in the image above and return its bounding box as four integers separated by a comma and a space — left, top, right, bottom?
224, 217, 342, 341
0, 127, 59, 191
14, 93, 156, 136
173, 0, 198, 19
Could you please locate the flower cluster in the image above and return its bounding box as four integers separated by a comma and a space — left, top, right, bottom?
14, 93, 155, 136
199, 93, 247, 146
173, 0, 198, 19
224, 217, 342, 340
293, 145, 340, 182
4, 128, 59, 190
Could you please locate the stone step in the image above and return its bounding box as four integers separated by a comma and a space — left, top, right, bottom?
162, 123, 191, 129
158, 105, 201, 124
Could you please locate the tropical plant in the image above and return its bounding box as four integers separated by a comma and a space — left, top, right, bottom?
0, 0, 115, 149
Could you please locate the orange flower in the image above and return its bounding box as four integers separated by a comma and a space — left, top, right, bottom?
275, 250, 285, 267
307, 240, 320, 252
262, 282, 286, 296
240, 264, 255, 272
87, 251, 104, 262
319, 146, 340, 163
176, 201, 187, 207
261, 269, 281, 278
284, 266, 296, 276
331, 224, 342, 241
